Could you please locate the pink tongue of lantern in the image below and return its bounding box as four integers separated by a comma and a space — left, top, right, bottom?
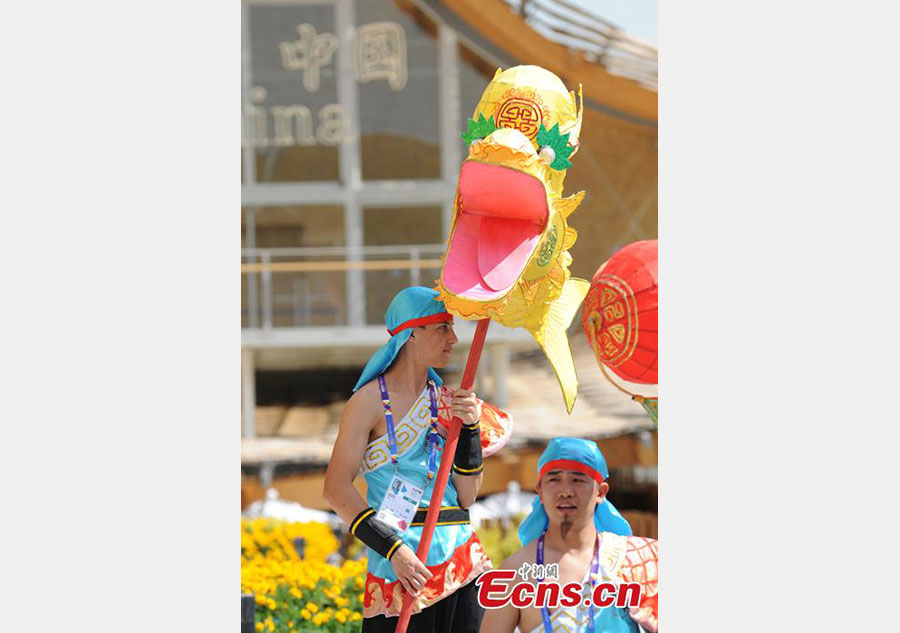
459, 161, 547, 293
478, 218, 541, 291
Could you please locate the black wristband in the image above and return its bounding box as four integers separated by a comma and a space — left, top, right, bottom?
349, 508, 403, 560
453, 422, 483, 475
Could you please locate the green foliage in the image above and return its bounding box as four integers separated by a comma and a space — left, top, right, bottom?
536, 123, 575, 170
461, 113, 497, 145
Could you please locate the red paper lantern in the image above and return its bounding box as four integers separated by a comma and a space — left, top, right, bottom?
581, 239, 657, 384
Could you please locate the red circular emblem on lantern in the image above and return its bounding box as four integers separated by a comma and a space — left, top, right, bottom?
582, 240, 657, 384
496, 97, 543, 139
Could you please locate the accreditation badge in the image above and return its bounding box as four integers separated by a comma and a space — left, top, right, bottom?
376, 474, 425, 532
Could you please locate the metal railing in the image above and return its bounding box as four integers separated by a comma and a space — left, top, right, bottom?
241, 244, 446, 329
506, 0, 658, 90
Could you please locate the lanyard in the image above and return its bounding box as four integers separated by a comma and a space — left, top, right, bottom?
536, 532, 601, 633
377, 374, 441, 480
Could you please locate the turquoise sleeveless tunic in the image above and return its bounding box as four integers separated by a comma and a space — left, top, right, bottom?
360, 386, 477, 583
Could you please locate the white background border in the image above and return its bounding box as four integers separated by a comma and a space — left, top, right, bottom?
3, 0, 899, 631
2, 1, 235, 630
662, 1, 900, 630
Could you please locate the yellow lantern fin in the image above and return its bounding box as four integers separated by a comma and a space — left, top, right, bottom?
554, 190, 585, 220
528, 277, 590, 413
562, 84, 584, 150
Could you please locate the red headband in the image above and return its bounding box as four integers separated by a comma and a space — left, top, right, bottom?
387, 312, 453, 336
538, 459, 605, 486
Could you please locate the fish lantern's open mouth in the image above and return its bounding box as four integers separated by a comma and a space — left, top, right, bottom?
442, 161, 548, 301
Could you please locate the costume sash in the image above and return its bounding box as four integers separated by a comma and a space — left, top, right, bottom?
536, 533, 601, 633
377, 374, 441, 480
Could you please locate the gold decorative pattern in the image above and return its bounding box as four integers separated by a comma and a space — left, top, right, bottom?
361, 391, 433, 473
519, 277, 541, 303
492, 87, 549, 139
561, 226, 578, 251
585, 273, 639, 368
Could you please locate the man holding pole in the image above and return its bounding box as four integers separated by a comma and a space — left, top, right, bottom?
324, 286, 494, 633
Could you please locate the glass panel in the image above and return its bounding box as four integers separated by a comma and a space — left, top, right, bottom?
243, 3, 341, 182
242, 205, 348, 327
362, 205, 442, 246
362, 206, 442, 323
251, 205, 345, 248
356, 0, 440, 180
268, 269, 348, 327
364, 267, 440, 325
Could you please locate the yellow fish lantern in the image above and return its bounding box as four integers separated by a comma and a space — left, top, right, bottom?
436, 65, 589, 413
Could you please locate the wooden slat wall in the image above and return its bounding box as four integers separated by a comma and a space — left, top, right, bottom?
621, 510, 658, 539
437, 0, 657, 121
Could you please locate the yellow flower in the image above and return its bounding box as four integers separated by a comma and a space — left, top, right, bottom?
313, 612, 331, 626
241, 518, 369, 627
241, 518, 340, 563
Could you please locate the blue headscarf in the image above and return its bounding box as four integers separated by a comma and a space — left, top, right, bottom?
353, 287, 453, 392
518, 437, 632, 545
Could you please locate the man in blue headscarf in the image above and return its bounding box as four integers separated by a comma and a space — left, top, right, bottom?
325, 287, 492, 633
480, 438, 658, 633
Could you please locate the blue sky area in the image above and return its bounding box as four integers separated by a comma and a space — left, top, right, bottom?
567, 0, 657, 44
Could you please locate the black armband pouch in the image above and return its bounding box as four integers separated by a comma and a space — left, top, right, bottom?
452, 422, 483, 476
349, 508, 403, 560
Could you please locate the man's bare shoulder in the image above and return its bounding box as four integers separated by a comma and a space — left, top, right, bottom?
340, 384, 380, 430
499, 541, 537, 573
347, 381, 380, 406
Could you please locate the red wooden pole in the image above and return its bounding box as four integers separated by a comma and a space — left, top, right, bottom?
394, 318, 491, 633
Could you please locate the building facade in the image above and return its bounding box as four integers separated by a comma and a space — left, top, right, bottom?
241, 0, 657, 437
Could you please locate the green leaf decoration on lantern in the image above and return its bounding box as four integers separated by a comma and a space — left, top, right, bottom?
536, 123, 575, 170
461, 113, 497, 145
634, 396, 658, 424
